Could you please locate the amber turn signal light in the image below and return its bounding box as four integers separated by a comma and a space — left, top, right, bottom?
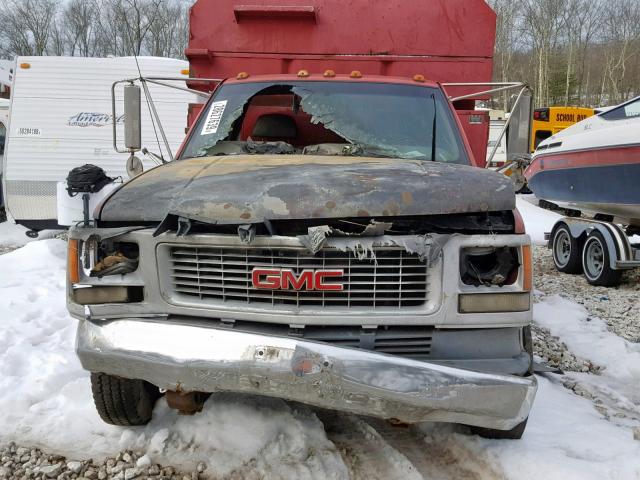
68, 239, 80, 284
522, 245, 533, 291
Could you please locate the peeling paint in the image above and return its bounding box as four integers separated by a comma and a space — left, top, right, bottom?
98, 154, 515, 224
401, 191, 414, 205
261, 195, 290, 216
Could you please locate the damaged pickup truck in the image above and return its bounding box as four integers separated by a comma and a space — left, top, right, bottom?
67, 76, 537, 439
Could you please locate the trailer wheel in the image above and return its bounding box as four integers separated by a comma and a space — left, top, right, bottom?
469, 418, 528, 440
551, 223, 583, 274
90, 373, 160, 426
582, 231, 622, 287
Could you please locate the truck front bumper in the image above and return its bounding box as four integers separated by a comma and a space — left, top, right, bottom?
76, 317, 537, 430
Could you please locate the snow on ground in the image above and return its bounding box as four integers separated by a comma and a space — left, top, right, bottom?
0, 240, 347, 478
534, 293, 640, 426
0, 220, 34, 247
535, 295, 640, 383
0, 218, 59, 248
516, 195, 562, 245
0, 201, 639, 479
456, 375, 640, 480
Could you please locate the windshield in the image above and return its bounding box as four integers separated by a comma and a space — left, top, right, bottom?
179, 81, 470, 164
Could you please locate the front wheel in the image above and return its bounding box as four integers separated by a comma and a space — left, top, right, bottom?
582, 231, 622, 287
90, 373, 160, 426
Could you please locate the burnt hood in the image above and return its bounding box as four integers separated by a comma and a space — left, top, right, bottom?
98, 155, 515, 224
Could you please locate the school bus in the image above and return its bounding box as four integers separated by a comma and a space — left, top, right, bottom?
530, 106, 595, 152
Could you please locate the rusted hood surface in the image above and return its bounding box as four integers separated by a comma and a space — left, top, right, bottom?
98, 155, 515, 223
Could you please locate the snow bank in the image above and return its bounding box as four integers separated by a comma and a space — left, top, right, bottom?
534, 294, 640, 382
534, 293, 640, 427
0, 220, 33, 247
0, 219, 59, 247
516, 195, 561, 245
0, 240, 347, 478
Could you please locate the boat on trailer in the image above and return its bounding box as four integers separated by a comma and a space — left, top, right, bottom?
525, 95, 640, 227
525, 96, 640, 287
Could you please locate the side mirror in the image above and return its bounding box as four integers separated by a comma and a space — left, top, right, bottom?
126, 154, 144, 178
506, 89, 533, 161
124, 84, 141, 151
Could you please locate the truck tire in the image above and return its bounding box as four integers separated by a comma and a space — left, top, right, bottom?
551, 223, 583, 274
469, 418, 528, 440
581, 231, 622, 287
90, 373, 160, 426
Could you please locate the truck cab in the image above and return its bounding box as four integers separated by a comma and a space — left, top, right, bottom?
67, 0, 537, 438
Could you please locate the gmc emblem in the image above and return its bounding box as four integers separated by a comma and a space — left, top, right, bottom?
251, 268, 344, 291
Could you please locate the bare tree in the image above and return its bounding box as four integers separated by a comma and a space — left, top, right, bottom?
144, 1, 190, 58
487, 0, 639, 108
112, 0, 164, 55
520, 0, 567, 106
0, 0, 60, 56
489, 0, 524, 109
49, 15, 67, 56
600, 0, 640, 104
63, 0, 100, 57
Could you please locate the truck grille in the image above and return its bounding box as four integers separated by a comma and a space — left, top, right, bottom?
167, 246, 429, 308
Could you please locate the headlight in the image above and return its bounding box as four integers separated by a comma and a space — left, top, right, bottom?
68, 236, 143, 305
91, 241, 139, 277
460, 246, 520, 287
67, 238, 139, 281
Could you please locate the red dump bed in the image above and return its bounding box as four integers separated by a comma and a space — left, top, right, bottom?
185, 0, 497, 165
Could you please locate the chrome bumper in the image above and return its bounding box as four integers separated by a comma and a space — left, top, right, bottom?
76, 318, 537, 430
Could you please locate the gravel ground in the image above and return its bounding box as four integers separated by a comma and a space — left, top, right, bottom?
533, 245, 640, 343
531, 245, 640, 423
0, 444, 203, 480
531, 322, 601, 374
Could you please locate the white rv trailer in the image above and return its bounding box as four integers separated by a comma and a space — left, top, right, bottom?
2, 56, 199, 231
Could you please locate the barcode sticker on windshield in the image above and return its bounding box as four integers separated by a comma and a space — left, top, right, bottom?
200, 100, 227, 135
